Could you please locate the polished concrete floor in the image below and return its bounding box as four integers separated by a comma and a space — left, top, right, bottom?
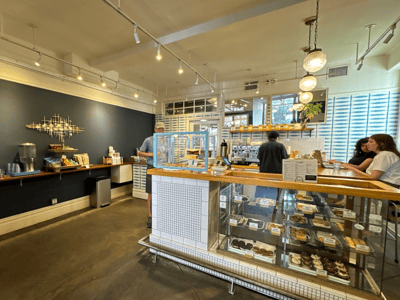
0, 196, 399, 300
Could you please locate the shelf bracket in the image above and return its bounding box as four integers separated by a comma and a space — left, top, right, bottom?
229, 279, 235, 295
89, 170, 91, 176
20, 179, 23, 187
60, 173, 62, 180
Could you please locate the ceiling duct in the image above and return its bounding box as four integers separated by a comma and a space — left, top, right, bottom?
244, 81, 258, 90
327, 66, 348, 78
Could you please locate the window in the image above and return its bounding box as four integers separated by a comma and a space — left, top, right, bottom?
271, 93, 297, 125
164, 97, 217, 116
224, 114, 248, 127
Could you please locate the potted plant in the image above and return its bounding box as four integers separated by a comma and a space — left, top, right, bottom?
300, 100, 322, 129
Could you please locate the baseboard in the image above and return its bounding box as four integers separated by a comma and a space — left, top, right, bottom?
0, 184, 133, 236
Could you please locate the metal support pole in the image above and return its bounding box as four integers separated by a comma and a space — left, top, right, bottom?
229, 279, 235, 295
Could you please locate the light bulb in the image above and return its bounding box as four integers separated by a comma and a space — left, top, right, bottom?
256, 87, 260, 94
153, 99, 157, 103
293, 103, 304, 111
303, 49, 327, 73
134, 91, 139, 98
35, 53, 42, 66
178, 60, 183, 74
101, 76, 106, 87
299, 91, 313, 104
77, 68, 82, 81
156, 45, 162, 61
299, 74, 317, 91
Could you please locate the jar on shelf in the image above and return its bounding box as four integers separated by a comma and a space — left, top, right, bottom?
282, 124, 290, 130
266, 124, 272, 131
257, 124, 264, 131
239, 125, 245, 132
274, 124, 282, 130
247, 125, 254, 132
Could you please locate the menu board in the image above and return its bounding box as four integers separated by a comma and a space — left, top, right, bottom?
283, 159, 318, 183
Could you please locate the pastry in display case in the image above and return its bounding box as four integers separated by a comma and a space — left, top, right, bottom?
216, 182, 391, 299
153, 131, 209, 171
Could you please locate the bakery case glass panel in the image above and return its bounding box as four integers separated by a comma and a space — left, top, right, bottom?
217, 183, 390, 298
153, 131, 209, 171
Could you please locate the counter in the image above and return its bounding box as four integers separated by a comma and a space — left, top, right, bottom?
232, 164, 372, 180
141, 168, 399, 300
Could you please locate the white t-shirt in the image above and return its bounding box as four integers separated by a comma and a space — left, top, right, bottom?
366, 151, 400, 185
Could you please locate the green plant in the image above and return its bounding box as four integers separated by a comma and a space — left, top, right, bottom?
302, 100, 322, 121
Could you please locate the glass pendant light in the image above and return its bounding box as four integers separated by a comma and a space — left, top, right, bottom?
293, 103, 304, 111
303, 49, 327, 73
299, 91, 313, 104
303, 0, 327, 73
299, 73, 317, 91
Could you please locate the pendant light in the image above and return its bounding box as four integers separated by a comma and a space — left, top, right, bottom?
77, 68, 83, 81
255, 85, 260, 94
35, 52, 42, 66
299, 91, 313, 104
134, 90, 139, 98
178, 60, 183, 74
293, 103, 305, 111
195, 73, 199, 85
299, 73, 317, 91
156, 44, 162, 61
100, 76, 106, 87
303, 0, 327, 73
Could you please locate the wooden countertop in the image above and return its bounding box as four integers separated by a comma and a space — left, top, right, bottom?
0, 162, 141, 182
148, 168, 400, 201
232, 164, 371, 180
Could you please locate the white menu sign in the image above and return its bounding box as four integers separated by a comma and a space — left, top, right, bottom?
283, 159, 318, 183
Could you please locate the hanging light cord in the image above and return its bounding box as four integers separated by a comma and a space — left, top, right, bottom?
308, 20, 312, 51
314, 0, 319, 49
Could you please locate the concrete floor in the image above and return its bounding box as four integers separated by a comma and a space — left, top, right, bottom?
0, 196, 399, 300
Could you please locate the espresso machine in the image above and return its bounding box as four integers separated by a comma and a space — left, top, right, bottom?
18, 143, 36, 172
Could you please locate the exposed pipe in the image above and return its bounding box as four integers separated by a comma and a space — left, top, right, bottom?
356, 15, 400, 65
102, 0, 216, 90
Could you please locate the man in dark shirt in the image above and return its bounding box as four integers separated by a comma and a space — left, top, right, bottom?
257, 131, 288, 174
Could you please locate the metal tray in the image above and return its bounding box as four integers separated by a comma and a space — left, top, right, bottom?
244, 218, 265, 231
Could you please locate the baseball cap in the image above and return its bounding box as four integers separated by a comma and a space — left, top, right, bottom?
268, 131, 280, 139
155, 122, 165, 129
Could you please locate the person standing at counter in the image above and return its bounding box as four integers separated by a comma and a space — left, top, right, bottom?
138, 122, 165, 228
257, 131, 288, 174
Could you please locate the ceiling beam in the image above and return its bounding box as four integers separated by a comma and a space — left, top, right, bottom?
91, 0, 307, 67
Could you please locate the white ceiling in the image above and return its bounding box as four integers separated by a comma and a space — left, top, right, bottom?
0, 0, 399, 91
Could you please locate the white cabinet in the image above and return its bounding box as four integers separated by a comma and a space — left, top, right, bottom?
111, 164, 133, 183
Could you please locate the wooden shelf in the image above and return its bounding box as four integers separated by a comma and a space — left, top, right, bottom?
47, 149, 78, 153
229, 128, 314, 133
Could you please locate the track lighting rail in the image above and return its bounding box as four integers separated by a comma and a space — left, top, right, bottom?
356, 15, 400, 65
102, 0, 216, 90
0, 36, 157, 101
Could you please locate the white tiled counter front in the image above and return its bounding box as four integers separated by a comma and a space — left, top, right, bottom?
150, 175, 219, 252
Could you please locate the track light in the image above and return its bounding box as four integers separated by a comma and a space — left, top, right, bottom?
383, 25, 396, 44
156, 44, 162, 61
133, 24, 140, 44
134, 90, 139, 98
153, 99, 157, 104
178, 60, 183, 74
255, 86, 260, 94
35, 52, 42, 66
100, 76, 106, 87
357, 59, 364, 71
77, 68, 82, 81
210, 85, 214, 93
195, 73, 199, 85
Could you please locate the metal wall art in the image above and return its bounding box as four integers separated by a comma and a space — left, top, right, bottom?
26, 114, 84, 145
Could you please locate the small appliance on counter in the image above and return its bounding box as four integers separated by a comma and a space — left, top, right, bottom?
7, 143, 41, 177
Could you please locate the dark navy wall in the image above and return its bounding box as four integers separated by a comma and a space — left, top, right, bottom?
0, 79, 154, 219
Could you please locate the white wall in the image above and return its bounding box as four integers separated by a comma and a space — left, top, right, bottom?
0, 36, 156, 114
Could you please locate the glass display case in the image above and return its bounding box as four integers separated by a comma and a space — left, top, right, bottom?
153, 131, 209, 171
217, 183, 390, 298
